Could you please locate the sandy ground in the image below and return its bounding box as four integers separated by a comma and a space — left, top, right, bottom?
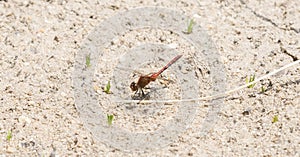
1, 0, 299, 156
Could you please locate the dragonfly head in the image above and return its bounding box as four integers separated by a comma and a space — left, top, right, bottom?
130, 82, 138, 91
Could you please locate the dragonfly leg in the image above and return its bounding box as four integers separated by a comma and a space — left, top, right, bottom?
141, 89, 145, 97
134, 89, 138, 95
137, 87, 145, 97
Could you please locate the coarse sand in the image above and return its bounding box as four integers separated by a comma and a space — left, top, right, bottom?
1, 0, 299, 156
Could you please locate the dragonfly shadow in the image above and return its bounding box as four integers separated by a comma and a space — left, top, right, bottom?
131, 87, 164, 103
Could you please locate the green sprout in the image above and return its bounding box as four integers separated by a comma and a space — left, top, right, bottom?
107, 114, 114, 126
104, 81, 111, 94
246, 75, 256, 88
86, 54, 91, 67
272, 115, 278, 123
6, 130, 12, 141
184, 19, 195, 34
187, 19, 195, 34
261, 86, 266, 93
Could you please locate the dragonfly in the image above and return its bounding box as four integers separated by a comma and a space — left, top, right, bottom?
130, 54, 183, 97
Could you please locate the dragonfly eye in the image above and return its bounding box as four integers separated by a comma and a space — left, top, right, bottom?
130, 82, 137, 91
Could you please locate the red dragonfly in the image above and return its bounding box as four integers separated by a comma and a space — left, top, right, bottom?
130, 54, 183, 96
